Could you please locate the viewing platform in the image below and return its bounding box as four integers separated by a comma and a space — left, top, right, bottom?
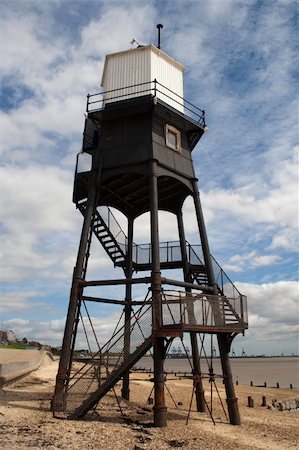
86, 80, 206, 127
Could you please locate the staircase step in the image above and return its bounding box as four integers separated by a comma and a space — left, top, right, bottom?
106, 247, 118, 253
98, 231, 112, 238
95, 226, 108, 232
94, 226, 106, 232
78, 205, 127, 266
104, 241, 115, 247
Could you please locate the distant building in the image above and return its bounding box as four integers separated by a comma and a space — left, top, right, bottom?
0, 330, 17, 343
28, 340, 42, 349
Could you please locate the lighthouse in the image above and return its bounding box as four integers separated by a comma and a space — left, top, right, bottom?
53, 29, 248, 427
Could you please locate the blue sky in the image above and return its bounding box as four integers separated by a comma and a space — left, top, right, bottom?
0, 0, 298, 355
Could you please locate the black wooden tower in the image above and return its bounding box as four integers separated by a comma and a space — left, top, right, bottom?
53, 36, 248, 427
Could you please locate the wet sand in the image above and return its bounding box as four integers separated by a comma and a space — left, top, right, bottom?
0, 358, 298, 449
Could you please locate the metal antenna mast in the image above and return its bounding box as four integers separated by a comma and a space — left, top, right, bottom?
157, 23, 163, 49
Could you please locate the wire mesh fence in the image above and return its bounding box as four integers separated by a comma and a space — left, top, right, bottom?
53, 303, 152, 418
161, 291, 248, 330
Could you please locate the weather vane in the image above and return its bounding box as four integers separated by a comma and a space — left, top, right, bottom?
130, 38, 141, 47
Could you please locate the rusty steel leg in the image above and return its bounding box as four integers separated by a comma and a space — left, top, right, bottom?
53, 174, 98, 407
121, 298, 131, 400
191, 181, 241, 424
152, 270, 167, 427
121, 218, 134, 400
121, 302, 131, 401
218, 334, 240, 425
190, 332, 206, 412
191, 180, 217, 290
177, 212, 206, 412
150, 161, 167, 427
121, 371, 130, 401
153, 336, 167, 427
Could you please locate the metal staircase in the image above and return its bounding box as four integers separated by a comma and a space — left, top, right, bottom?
53, 303, 153, 419
69, 336, 152, 419
77, 201, 246, 328
78, 202, 126, 266
78, 201, 246, 318
223, 298, 242, 324
190, 265, 208, 285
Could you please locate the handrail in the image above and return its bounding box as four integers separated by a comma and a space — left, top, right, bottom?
211, 254, 243, 297
97, 210, 242, 301
86, 80, 206, 126
160, 290, 248, 329
98, 206, 127, 250
77, 200, 244, 304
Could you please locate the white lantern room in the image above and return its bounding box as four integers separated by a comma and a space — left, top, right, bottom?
100, 44, 185, 112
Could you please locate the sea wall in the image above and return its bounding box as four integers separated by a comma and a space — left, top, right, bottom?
0, 349, 55, 387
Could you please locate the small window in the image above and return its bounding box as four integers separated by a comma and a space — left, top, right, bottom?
165, 124, 181, 152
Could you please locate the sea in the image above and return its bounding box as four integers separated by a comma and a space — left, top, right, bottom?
135, 356, 299, 390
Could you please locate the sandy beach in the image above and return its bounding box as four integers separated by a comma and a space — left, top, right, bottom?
0, 357, 298, 450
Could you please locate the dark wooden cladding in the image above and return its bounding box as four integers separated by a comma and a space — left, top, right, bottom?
73, 96, 204, 217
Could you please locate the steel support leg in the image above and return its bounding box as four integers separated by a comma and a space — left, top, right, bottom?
191, 180, 241, 425
150, 161, 167, 427
122, 218, 134, 400
190, 332, 206, 412
191, 181, 217, 289
53, 172, 98, 405
153, 336, 167, 427
177, 212, 206, 412
218, 334, 240, 425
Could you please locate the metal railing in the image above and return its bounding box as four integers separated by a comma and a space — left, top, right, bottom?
161, 291, 248, 330
94, 208, 244, 307
75, 202, 245, 313
86, 80, 206, 127
97, 206, 128, 253
190, 245, 244, 300
131, 240, 181, 265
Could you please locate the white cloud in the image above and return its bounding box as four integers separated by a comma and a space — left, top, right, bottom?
202, 146, 299, 255
78, 5, 155, 58
4, 312, 121, 348
0, 291, 47, 313
233, 280, 299, 354
4, 318, 65, 343
237, 280, 299, 324
0, 165, 75, 233
223, 251, 282, 272
251, 255, 281, 267
0, 164, 80, 283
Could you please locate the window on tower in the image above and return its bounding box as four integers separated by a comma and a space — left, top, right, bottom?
165, 124, 181, 152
